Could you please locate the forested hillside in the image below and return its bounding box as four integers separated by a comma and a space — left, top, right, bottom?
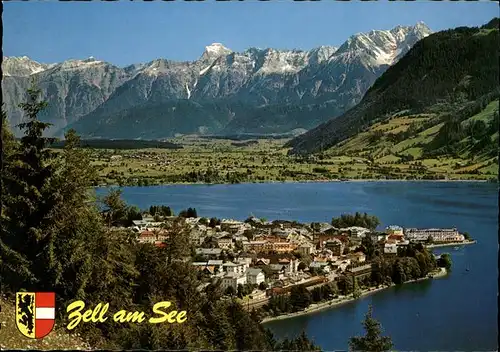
0, 90, 320, 350
287, 19, 499, 159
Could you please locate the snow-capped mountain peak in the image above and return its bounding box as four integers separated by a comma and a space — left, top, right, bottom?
201, 43, 233, 60
334, 22, 432, 66
2, 56, 51, 76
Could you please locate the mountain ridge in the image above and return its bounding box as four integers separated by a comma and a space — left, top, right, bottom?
2, 22, 432, 138
286, 20, 499, 158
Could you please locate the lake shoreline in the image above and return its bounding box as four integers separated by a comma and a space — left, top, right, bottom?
260, 268, 448, 324
95, 179, 492, 188
426, 240, 477, 249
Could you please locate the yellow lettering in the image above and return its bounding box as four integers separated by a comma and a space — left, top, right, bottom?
176, 311, 187, 323
112, 310, 146, 323
97, 303, 109, 323
67, 301, 183, 328
166, 310, 178, 323
82, 309, 93, 322
125, 311, 146, 323
113, 310, 128, 323
66, 300, 85, 330
90, 303, 102, 322
148, 301, 172, 324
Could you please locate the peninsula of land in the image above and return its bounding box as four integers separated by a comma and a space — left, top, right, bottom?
260, 267, 448, 324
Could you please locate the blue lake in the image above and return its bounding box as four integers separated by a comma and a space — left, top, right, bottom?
96, 181, 498, 351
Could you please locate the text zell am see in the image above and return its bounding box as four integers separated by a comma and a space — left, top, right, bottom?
66, 301, 187, 330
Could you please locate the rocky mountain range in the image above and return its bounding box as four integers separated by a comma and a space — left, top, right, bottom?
2, 22, 432, 138
287, 19, 499, 156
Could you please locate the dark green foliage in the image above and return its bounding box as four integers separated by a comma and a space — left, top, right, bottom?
264, 295, 293, 316
482, 17, 499, 30
1, 86, 59, 292
149, 205, 174, 217
275, 331, 322, 351
209, 217, 222, 227
289, 285, 312, 311
337, 276, 354, 295
349, 305, 393, 352
311, 283, 337, 303
370, 260, 384, 286
424, 92, 499, 157
437, 253, 453, 270
361, 236, 376, 260
127, 206, 143, 222
225, 286, 236, 296
179, 207, 198, 218
101, 188, 129, 226
331, 212, 380, 230
237, 283, 255, 298
313, 167, 328, 173
259, 282, 268, 290
368, 130, 384, 144
50, 139, 182, 150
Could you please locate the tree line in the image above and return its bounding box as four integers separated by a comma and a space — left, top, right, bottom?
0, 88, 321, 350
331, 212, 381, 230
1, 87, 396, 351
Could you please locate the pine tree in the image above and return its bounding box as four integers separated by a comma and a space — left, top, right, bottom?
102, 188, 128, 226
1, 86, 60, 291
349, 305, 393, 352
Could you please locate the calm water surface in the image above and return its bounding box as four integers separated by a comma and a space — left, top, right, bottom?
96, 181, 498, 351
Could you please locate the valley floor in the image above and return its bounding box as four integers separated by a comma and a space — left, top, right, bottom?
78, 137, 498, 187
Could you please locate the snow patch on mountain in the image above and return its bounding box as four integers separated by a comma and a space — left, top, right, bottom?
58, 58, 105, 71
2, 56, 52, 76
256, 49, 309, 75
199, 65, 211, 76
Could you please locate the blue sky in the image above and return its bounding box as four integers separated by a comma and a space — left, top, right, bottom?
3, 1, 498, 67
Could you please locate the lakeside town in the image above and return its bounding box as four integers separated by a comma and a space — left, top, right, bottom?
127, 208, 473, 318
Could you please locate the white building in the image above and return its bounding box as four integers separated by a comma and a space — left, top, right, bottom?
298, 242, 315, 256
309, 261, 331, 273
246, 268, 265, 285
369, 233, 388, 243
384, 243, 398, 255
341, 226, 371, 238
195, 248, 222, 259
207, 260, 224, 275
216, 236, 234, 250
404, 228, 461, 243
278, 258, 299, 274
330, 259, 351, 272
223, 262, 247, 275
221, 272, 247, 291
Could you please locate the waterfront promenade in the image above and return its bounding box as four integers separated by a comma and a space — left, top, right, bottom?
261, 268, 448, 324
425, 240, 476, 249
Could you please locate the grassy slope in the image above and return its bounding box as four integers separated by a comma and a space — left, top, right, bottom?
324, 102, 498, 177
0, 297, 90, 350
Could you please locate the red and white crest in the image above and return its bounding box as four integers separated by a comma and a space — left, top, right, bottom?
16, 292, 56, 339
